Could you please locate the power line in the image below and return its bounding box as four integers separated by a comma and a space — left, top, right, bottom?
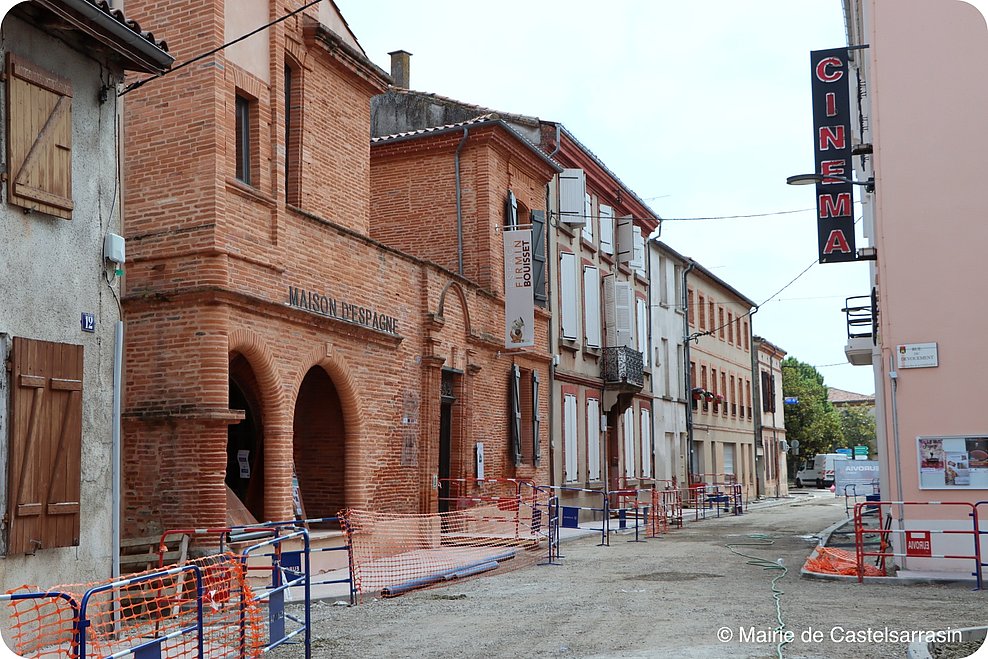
119, 0, 323, 97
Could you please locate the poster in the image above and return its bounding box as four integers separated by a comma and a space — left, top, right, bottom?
502, 227, 535, 348
917, 436, 988, 489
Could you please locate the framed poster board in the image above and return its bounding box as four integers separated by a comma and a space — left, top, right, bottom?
917, 435, 988, 489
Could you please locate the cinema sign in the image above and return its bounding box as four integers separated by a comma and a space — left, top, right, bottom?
810, 47, 856, 264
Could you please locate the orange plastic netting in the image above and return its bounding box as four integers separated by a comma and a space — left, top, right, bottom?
5, 553, 265, 659
341, 495, 551, 598
803, 546, 885, 577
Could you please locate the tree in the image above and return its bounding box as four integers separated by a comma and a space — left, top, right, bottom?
837, 405, 877, 456
781, 356, 844, 472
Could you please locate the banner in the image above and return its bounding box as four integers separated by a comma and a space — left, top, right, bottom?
834, 460, 879, 494
503, 228, 535, 348
810, 47, 857, 263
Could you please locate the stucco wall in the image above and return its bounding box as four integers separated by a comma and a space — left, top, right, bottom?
0, 15, 124, 590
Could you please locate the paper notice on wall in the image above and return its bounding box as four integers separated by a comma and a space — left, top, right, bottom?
503, 228, 535, 348
237, 450, 250, 478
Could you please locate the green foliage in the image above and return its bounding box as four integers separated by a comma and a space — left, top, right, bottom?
837, 405, 876, 454
781, 356, 844, 469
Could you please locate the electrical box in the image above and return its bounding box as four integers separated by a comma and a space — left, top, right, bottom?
104, 233, 126, 264
475, 442, 485, 480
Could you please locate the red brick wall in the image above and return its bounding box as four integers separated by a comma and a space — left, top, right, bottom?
293, 367, 346, 518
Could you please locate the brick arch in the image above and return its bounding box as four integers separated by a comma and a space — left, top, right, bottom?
227, 328, 286, 427
289, 346, 364, 509
436, 280, 471, 335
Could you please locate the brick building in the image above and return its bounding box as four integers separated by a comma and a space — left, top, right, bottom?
120, 0, 552, 536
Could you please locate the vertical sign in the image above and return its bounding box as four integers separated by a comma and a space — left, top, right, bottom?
810, 48, 856, 263
503, 227, 535, 348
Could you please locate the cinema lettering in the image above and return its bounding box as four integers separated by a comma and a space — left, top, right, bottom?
287, 285, 400, 336
810, 47, 856, 264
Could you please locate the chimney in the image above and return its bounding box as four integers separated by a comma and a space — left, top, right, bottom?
389, 50, 412, 89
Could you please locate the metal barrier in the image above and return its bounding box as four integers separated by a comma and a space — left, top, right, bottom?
853, 501, 983, 590
241, 528, 312, 658
976, 501, 988, 587
532, 483, 611, 546
843, 482, 879, 517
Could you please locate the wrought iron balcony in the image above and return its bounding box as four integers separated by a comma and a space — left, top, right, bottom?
841, 291, 877, 366
602, 346, 644, 390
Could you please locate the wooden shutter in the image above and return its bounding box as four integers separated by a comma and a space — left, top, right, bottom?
531, 370, 541, 466
636, 298, 648, 364
558, 169, 586, 225
583, 266, 601, 348
623, 407, 635, 478
582, 193, 594, 242
563, 394, 578, 482
640, 408, 652, 478
8, 338, 83, 554
560, 253, 579, 340
510, 364, 522, 466
616, 215, 634, 264
599, 205, 614, 254
6, 54, 74, 220
603, 275, 632, 348
586, 398, 601, 481
530, 210, 547, 306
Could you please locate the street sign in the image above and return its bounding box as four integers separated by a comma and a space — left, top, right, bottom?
836, 448, 852, 457
784, 397, 799, 405
854, 445, 868, 460
897, 342, 938, 369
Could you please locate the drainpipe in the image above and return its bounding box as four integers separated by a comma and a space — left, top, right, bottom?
682, 260, 696, 482
112, 321, 123, 581
749, 308, 762, 499
454, 127, 470, 276
888, 353, 905, 567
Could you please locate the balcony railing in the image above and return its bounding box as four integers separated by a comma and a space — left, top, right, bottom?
602, 346, 644, 390
841, 292, 877, 366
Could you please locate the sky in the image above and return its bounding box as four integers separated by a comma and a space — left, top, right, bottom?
338, 0, 876, 396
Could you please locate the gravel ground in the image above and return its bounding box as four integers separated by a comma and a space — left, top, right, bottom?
275, 492, 986, 658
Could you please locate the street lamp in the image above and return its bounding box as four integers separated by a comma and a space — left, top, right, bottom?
786, 173, 875, 193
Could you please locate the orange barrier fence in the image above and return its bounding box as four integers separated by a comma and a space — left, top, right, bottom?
4, 553, 264, 659
340, 504, 551, 599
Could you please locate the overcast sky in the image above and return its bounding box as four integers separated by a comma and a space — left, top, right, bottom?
338, 0, 876, 395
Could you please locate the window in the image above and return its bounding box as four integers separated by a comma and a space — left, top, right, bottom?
718, 307, 725, 339
623, 407, 635, 478
235, 92, 256, 185
584, 266, 601, 348
727, 312, 734, 344
698, 294, 706, 329
709, 300, 715, 334
560, 252, 579, 340
284, 59, 302, 205
721, 372, 728, 416
510, 366, 541, 466
587, 398, 601, 481
731, 375, 738, 416
6, 54, 73, 219
745, 379, 752, 418
636, 297, 649, 366
700, 365, 708, 412
723, 444, 735, 476
690, 361, 698, 411
743, 319, 750, 351
687, 288, 695, 327
564, 394, 578, 482
7, 338, 83, 554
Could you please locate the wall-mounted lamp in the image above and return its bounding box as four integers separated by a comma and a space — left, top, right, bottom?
786, 173, 875, 193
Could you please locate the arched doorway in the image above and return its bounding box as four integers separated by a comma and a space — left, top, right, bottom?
227, 354, 265, 522
293, 366, 346, 520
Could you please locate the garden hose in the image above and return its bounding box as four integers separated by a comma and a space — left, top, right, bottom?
725, 533, 789, 659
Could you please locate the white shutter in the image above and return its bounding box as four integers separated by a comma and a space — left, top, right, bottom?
640, 408, 652, 478
623, 407, 635, 478
564, 394, 578, 482
631, 232, 645, 273
583, 266, 601, 348
724, 444, 735, 475
582, 193, 594, 242
636, 298, 648, 365
558, 169, 586, 225
560, 252, 579, 340
604, 276, 633, 348
587, 398, 601, 481
599, 205, 614, 254
616, 215, 634, 264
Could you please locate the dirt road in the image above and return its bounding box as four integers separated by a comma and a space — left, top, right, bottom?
284, 492, 985, 658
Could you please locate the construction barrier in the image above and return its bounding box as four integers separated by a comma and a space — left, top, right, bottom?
3, 553, 264, 659
853, 501, 983, 589
804, 546, 884, 577
843, 483, 879, 517
533, 484, 610, 546
976, 501, 988, 586
340, 501, 555, 599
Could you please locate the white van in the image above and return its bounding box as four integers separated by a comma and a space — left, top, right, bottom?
794, 453, 850, 488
